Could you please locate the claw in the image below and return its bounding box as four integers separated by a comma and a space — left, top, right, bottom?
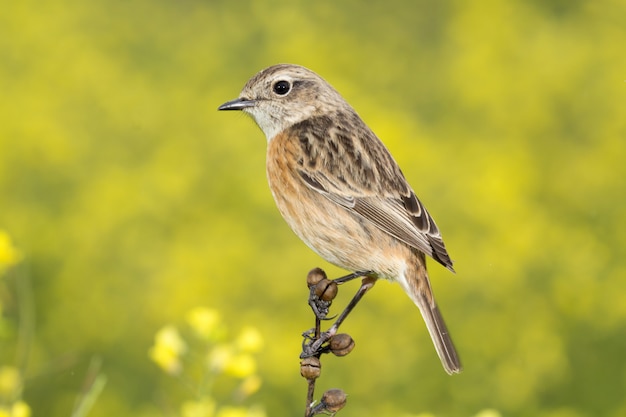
308, 296, 331, 320
300, 327, 337, 358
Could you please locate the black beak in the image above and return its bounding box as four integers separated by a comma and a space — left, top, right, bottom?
218, 98, 256, 111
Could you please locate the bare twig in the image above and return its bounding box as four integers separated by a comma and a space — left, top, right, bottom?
301, 268, 366, 416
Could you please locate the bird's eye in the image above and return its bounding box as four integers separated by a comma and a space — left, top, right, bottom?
273, 80, 291, 95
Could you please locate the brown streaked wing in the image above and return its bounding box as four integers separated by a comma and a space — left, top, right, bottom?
293, 116, 454, 271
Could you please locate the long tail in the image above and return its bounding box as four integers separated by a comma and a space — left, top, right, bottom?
402, 262, 462, 375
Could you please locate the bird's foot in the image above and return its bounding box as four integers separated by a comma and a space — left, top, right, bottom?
300, 326, 337, 358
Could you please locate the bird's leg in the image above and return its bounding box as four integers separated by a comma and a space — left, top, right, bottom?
301, 276, 376, 358
307, 288, 333, 321
333, 270, 373, 285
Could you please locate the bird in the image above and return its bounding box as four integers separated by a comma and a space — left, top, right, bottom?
218, 64, 461, 374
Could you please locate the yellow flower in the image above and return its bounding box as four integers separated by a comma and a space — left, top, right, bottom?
148, 325, 187, 375
208, 344, 234, 373
0, 231, 22, 273
208, 346, 256, 378
11, 402, 31, 417
235, 327, 263, 353
0, 402, 29, 417
186, 307, 222, 340
0, 366, 22, 398
181, 398, 216, 417
224, 354, 256, 378
238, 375, 262, 397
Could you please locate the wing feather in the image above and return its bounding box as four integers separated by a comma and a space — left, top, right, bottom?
291, 113, 454, 271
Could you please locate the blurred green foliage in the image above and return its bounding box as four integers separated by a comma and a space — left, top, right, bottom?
1, 0, 625, 416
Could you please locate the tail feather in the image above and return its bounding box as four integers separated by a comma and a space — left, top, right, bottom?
402, 262, 462, 374
412, 291, 462, 374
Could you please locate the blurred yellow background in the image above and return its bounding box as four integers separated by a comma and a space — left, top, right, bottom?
1, 1, 624, 416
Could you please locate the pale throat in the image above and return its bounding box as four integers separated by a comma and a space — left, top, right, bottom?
246, 109, 283, 142
245, 103, 316, 142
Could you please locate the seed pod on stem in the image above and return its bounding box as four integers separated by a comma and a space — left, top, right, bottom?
300, 356, 321, 380
307, 268, 327, 288
329, 333, 355, 357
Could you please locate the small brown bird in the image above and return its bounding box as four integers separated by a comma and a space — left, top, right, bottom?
218, 64, 461, 374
